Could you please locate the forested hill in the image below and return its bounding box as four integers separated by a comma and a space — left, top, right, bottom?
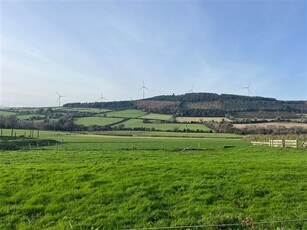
64, 93, 307, 118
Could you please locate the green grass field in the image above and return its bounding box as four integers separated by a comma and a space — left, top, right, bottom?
0, 110, 16, 116
141, 113, 173, 121
0, 130, 306, 229
114, 119, 211, 131
92, 130, 242, 138
0, 129, 242, 150
106, 109, 147, 118
53, 107, 110, 113
75, 117, 123, 127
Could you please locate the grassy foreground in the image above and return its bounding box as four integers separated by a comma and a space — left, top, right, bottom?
0, 133, 306, 229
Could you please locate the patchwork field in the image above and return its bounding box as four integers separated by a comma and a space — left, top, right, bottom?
106, 109, 147, 118
75, 117, 123, 127
141, 113, 173, 121
114, 119, 211, 131
53, 107, 110, 113
0, 131, 306, 229
1, 106, 306, 228
0, 110, 16, 116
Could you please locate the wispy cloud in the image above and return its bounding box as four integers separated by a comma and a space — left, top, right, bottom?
1, 0, 305, 106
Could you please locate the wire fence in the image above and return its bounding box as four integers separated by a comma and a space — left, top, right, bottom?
125, 218, 307, 230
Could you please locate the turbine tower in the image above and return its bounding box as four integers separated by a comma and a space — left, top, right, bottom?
139, 81, 149, 99
98, 93, 106, 102
242, 81, 251, 96
56, 91, 65, 107
186, 86, 194, 93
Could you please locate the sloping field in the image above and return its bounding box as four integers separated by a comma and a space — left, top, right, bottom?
0, 110, 16, 116
13, 108, 38, 113
141, 113, 172, 121
54, 107, 110, 113
75, 117, 123, 126
106, 109, 147, 118
234, 122, 307, 129
115, 119, 211, 131
176, 117, 231, 123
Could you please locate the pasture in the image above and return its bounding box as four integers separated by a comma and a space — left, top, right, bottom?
0, 130, 306, 229
52, 107, 110, 113
75, 117, 123, 127
0, 110, 16, 116
92, 130, 242, 138
141, 113, 173, 121
176, 117, 231, 123
114, 119, 211, 131
106, 109, 147, 118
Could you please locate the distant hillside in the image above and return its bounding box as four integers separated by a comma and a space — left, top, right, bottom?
64, 93, 307, 118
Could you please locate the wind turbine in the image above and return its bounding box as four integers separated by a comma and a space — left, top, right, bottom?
98, 93, 106, 102
242, 81, 252, 96
186, 86, 194, 93
139, 81, 149, 99
56, 91, 66, 107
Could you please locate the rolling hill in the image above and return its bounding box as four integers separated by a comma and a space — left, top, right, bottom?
64, 93, 306, 119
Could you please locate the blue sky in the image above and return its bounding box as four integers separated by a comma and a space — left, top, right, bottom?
1, 0, 306, 107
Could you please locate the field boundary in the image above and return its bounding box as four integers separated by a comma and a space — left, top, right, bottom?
251, 139, 303, 148
125, 218, 307, 230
